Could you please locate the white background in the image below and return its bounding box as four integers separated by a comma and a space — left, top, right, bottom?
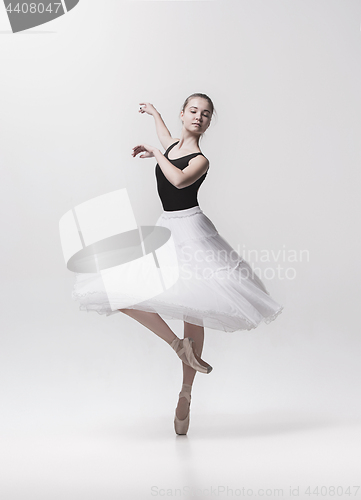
1, 1, 361, 499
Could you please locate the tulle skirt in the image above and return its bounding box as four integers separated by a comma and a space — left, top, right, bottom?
71, 205, 283, 332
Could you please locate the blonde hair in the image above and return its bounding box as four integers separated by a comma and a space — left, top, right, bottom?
181, 93, 216, 117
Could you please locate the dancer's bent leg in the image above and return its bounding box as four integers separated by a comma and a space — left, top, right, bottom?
119, 308, 178, 345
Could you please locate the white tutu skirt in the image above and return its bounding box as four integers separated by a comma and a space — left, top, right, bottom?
71, 206, 283, 332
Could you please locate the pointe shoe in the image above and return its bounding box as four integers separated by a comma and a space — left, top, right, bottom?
174, 384, 192, 435
170, 337, 213, 374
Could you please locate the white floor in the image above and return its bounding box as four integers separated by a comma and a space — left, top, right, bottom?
1, 411, 361, 500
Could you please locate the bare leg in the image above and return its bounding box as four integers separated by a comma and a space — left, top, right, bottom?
118, 308, 178, 345
176, 321, 205, 419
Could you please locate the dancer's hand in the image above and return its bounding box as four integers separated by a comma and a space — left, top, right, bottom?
139, 102, 157, 115
132, 144, 158, 158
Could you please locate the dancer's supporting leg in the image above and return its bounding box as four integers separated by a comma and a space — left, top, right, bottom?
176, 322, 205, 420
119, 309, 177, 345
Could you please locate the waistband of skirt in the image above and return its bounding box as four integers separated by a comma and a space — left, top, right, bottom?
161, 205, 203, 219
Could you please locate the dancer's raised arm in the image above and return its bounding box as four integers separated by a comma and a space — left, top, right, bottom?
139, 102, 179, 150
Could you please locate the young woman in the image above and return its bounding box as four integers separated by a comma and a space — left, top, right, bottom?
72, 93, 284, 436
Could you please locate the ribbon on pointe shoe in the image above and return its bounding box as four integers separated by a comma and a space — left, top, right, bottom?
170, 338, 212, 374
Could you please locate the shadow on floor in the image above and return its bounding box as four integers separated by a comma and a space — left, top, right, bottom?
88, 410, 352, 441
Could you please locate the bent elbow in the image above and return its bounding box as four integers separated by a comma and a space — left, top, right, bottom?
176, 180, 189, 189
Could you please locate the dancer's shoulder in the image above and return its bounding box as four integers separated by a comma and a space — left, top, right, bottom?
162, 137, 180, 151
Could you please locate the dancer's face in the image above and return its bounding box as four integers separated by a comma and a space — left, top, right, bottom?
181, 98, 212, 135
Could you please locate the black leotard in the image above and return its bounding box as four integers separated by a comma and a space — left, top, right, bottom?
155, 141, 208, 211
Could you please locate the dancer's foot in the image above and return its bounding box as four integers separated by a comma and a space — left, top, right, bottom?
176, 386, 192, 420
174, 384, 192, 435
170, 337, 212, 374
